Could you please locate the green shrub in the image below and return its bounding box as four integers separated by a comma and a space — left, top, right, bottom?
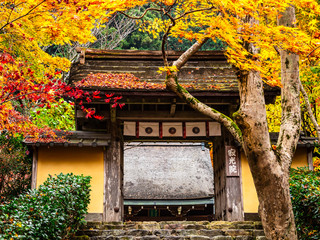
290, 168, 320, 239
0, 173, 91, 240
0, 132, 32, 203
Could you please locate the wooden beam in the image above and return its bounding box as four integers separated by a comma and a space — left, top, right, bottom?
117, 111, 215, 121
75, 89, 241, 98
31, 147, 38, 189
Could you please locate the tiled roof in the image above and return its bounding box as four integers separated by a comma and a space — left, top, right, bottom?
69, 48, 243, 93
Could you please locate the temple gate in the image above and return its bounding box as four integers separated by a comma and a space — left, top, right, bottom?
27, 49, 312, 222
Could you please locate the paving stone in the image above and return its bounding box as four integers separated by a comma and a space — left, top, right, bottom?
211, 237, 233, 240
101, 230, 126, 236
223, 229, 252, 236
134, 236, 160, 240
101, 225, 125, 230
233, 236, 255, 240
237, 224, 256, 229
198, 229, 224, 237
184, 235, 211, 240
77, 230, 104, 237
152, 229, 171, 236
158, 236, 184, 240
137, 223, 161, 230
185, 224, 208, 230
170, 229, 198, 236
123, 229, 153, 236
253, 230, 265, 237
255, 237, 267, 240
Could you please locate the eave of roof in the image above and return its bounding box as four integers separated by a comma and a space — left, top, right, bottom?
25, 131, 111, 147
269, 132, 316, 147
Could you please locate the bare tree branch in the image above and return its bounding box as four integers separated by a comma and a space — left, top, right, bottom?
161, 10, 176, 67
174, 7, 215, 21
119, 8, 161, 20
300, 81, 320, 142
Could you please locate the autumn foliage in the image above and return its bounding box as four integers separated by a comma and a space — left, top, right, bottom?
0, 52, 123, 137
0, 0, 140, 137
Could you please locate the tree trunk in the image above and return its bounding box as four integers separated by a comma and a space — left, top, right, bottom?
234, 68, 297, 240
163, 11, 300, 237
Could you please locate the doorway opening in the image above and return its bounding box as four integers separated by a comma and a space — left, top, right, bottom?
123, 141, 214, 221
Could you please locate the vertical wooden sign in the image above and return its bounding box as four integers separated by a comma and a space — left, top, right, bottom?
225, 146, 239, 177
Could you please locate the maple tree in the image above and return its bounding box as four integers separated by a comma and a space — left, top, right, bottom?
112, 0, 320, 239
0, 0, 135, 137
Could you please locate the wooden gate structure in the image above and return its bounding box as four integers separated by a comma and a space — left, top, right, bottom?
27, 49, 313, 222
71, 48, 256, 222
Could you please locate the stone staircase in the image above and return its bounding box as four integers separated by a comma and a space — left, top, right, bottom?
72, 221, 266, 240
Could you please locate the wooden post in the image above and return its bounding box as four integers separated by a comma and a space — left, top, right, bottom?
31, 147, 38, 189
307, 147, 314, 170
213, 136, 227, 220
103, 108, 124, 222
225, 145, 244, 221
214, 128, 244, 221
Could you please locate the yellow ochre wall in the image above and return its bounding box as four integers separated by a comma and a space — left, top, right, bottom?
241, 148, 309, 213
37, 146, 104, 213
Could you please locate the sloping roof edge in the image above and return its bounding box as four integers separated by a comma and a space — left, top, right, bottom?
25, 131, 111, 147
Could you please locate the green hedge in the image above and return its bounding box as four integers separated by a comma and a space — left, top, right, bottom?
290, 168, 320, 239
0, 173, 91, 240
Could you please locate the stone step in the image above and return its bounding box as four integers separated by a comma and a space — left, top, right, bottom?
72, 221, 266, 240
74, 236, 267, 240
81, 221, 263, 231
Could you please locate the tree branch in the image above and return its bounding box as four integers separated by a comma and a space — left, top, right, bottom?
0, 0, 46, 32
164, 39, 243, 145
306, 45, 320, 60
300, 81, 320, 142
119, 8, 161, 20
174, 6, 215, 21
0, 91, 46, 106
161, 9, 176, 67
276, 6, 301, 173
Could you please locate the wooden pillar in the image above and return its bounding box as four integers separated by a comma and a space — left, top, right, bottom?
31, 146, 38, 189
103, 108, 124, 222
